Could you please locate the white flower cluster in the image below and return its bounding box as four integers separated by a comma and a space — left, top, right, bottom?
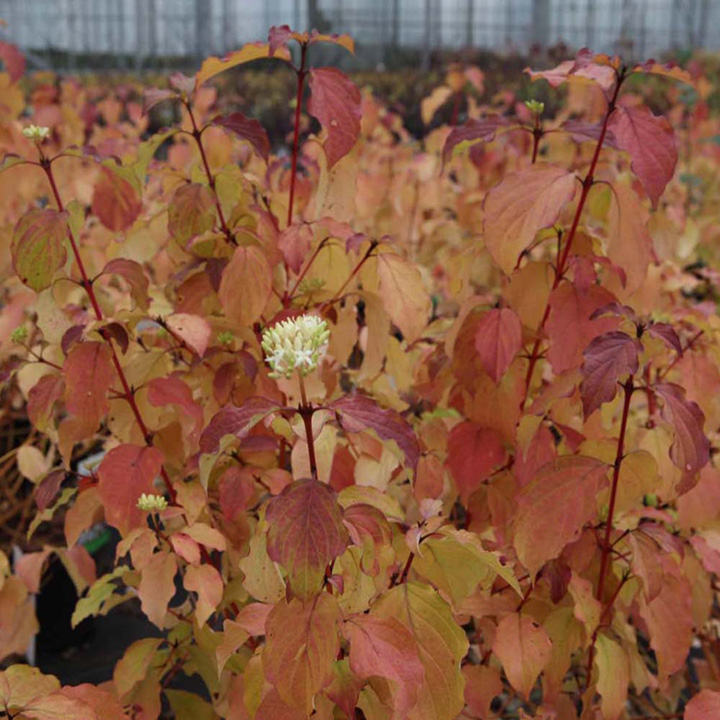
22, 125, 50, 142
137, 493, 168, 512
261, 314, 330, 379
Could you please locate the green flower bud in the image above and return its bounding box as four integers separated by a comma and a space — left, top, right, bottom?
22, 125, 51, 142
217, 331, 234, 346
525, 99, 545, 116
137, 493, 168, 512
10, 326, 28, 343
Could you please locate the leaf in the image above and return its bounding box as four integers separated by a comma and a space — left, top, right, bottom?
137, 551, 176, 628
59, 685, 126, 720
376, 252, 431, 344
443, 115, 510, 161
165, 313, 211, 357
331, 392, 420, 470
513, 456, 608, 577
216, 620, 249, 673
97, 445, 165, 536
546, 283, 618, 373
200, 396, 280, 454
113, 637, 163, 698
654, 382, 709, 475
421, 86, 453, 125
195, 42, 289, 87
19, 692, 97, 720
213, 113, 270, 160
684, 690, 720, 720
492, 613, 552, 698
0, 665, 59, 709
372, 582, 468, 720
11, 209, 67, 292
184, 564, 223, 627
263, 594, 340, 713
344, 614, 424, 717
266, 479, 348, 599
413, 528, 522, 604
607, 181, 653, 292
632, 60, 694, 86
474, 308, 523, 383
147, 376, 204, 439
638, 574, 693, 685
580, 331, 639, 418
101, 258, 150, 310
307, 67, 361, 168
647, 323, 682, 354
278, 223, 313, 274
446, 422, 507, 504
142, 87, 176, 114
27, 373, 64, 434
218, 245, 272, 327
167, 183, 216, 243
0, 41, 25, 82
483, 164, 577, 274
91, 166, 142, 232
608, 103, 678, 208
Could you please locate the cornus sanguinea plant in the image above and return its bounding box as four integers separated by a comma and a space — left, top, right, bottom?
0, 26, 719, 720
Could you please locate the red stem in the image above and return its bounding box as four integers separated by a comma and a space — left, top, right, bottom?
186, 104, 236, 246
450, 91, 462, 126
41, 159, 176, 503
519, 69, 626, 410
287, 43, 308, 228
585, 375, 634, 681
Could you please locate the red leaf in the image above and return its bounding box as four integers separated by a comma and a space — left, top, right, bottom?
165, 312, 211, 358
35, 470, 65, 511
213, 112, 270, 160
654, 382, 709, 475
91, 167, 142, 231
307, 67, 361, 168
483, 164, 577, 274
268, 25, 294, 56
11, 209, 68, 292
684, 690, 720, 720
443, 116, 510, 162
63, 341, 114, 425
101, 258, 150, 310
266, 479, 348, 599
580, 331, 639, 418
147, 376, 204, 439
142, 87, 176, 114
330, 393, 420, 470
546, 283, 618, 373
27, 373, 64, 433
278, 224, 313, 274
446, 422, 507, 504
474, 308, 523, 383
97, 444, 165, 536
608, 103, 677, 208
561, 119, 618, 148
344, 614, 424, 716
514, 456, 608, 576
200, 396, 280, 454
0, 42, 26, 82
647, 323, 682, 354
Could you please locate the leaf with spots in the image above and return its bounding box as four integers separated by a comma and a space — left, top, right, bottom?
11, 209, 67, 292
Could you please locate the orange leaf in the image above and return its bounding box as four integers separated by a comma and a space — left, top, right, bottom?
138, 550, 176, 627
218, 245, 272, 327
263, 594, 340, 713
91, 166, 142, 232
492, 613, 552, 698
483, 164, 577, 274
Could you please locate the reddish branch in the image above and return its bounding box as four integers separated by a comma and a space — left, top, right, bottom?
520, 68, 627, 410
287, 42, 308, 227
585, 375, 635, 682
185, 103, 236, 246
40, 158, 177, 503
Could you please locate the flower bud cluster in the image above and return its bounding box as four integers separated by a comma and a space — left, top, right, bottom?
261, 314, 330, 379
22, 125, 50, 142
137, 493, 168, 512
